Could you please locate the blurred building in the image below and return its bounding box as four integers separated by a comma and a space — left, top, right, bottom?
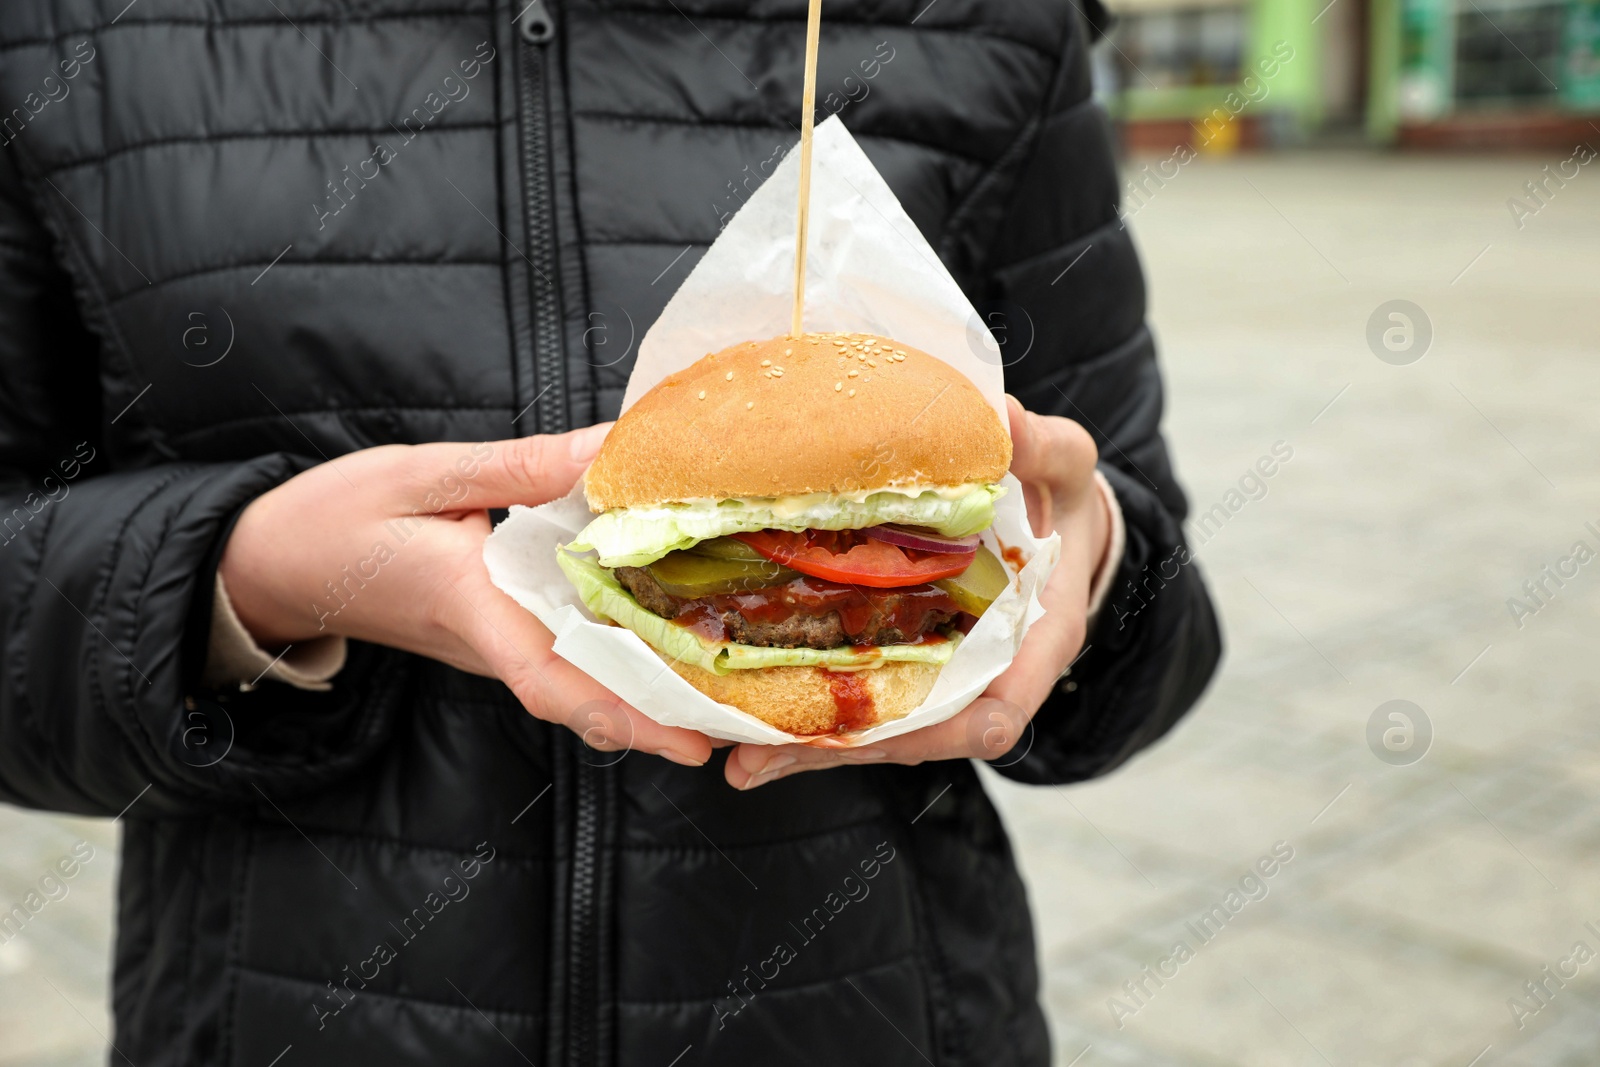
1097, 0, 1600, 149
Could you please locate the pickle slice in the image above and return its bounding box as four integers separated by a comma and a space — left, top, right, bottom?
685, 536, 769, 562
933, 545, 1008, 617
646, 551, 797, 598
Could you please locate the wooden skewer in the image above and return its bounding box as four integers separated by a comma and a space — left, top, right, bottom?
790, 0, 823, 338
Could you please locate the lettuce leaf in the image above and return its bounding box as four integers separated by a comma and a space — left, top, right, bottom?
570, 483, 1003, 568
556, 549, 959, 675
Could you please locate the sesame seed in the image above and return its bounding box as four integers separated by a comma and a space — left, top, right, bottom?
848, 369, 858, 378
746, 401, 754, 410
773, 369, 783, 377
697, 390, 706, 400
761, 359, 772, 367
848, 388, 856, 397
725, 371, 734, 381
867, 359, 877, 368
834, 381, 842, 391
784, 348, 792, 356
894, 349, 906, 356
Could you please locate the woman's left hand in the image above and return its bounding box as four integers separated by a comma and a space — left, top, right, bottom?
725, 396, 1113, 789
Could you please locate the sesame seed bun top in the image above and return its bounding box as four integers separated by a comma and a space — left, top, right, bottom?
582, 332, 1011, 511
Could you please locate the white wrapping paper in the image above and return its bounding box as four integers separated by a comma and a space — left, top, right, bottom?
484, 117, 1060, 745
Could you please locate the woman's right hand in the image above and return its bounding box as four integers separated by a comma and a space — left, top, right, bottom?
216, 426, 714, 767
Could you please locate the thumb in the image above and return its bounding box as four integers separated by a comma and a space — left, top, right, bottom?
1005, 395, 1097, 494
425, 423, 612, 511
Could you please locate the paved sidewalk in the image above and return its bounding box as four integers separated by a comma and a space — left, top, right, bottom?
0, 813, 119, 1067
986, 150, 1600, 1067
2, 151, 1597, 1066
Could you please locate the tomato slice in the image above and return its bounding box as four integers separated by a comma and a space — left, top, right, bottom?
732, 529, 976, 588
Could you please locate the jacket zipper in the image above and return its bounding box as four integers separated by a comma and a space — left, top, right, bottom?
518, 10, 602, 1064
518, 0, 566, 436
569, 749, 602, 1067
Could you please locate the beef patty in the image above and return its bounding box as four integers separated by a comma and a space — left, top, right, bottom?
612, 566, 954, 649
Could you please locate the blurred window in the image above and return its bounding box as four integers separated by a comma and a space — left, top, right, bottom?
1113, 5, 1246, 89
1454, 0, 1565, 104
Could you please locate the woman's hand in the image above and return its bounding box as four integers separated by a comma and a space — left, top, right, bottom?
724, 396, 1112, 788
218, 427, 715, 767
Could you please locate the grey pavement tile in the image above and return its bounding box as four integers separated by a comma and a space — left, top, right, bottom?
0, 965, 111, 1067
1048, 918, 1537, 1067
0, 807, 116, 1067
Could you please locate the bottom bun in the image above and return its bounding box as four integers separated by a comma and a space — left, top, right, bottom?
659, 654, 942, 736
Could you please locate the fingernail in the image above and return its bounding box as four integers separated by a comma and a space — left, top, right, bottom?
759, 754, 798, 776
837, 748, 887, 762
569, 423, 610, 463
739, 770, 778, 791
656, 748, 705, 767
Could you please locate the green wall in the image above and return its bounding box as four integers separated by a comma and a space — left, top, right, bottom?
1367, 0, 1401, 140
1249, 0, 1322, 128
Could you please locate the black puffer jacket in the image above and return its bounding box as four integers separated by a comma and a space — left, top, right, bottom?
0, 2, 1218, 1064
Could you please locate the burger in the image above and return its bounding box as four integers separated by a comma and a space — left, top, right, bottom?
556, 332, 1013, 735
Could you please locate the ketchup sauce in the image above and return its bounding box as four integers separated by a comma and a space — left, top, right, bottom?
824, 671, 875, 733
673, 601, 729, 642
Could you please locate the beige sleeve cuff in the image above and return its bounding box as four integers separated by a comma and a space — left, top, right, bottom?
200, 572, 348, 692
1085, 469, 1126, 624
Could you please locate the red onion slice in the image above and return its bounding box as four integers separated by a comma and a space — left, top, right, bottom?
862, 524, 981, 554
